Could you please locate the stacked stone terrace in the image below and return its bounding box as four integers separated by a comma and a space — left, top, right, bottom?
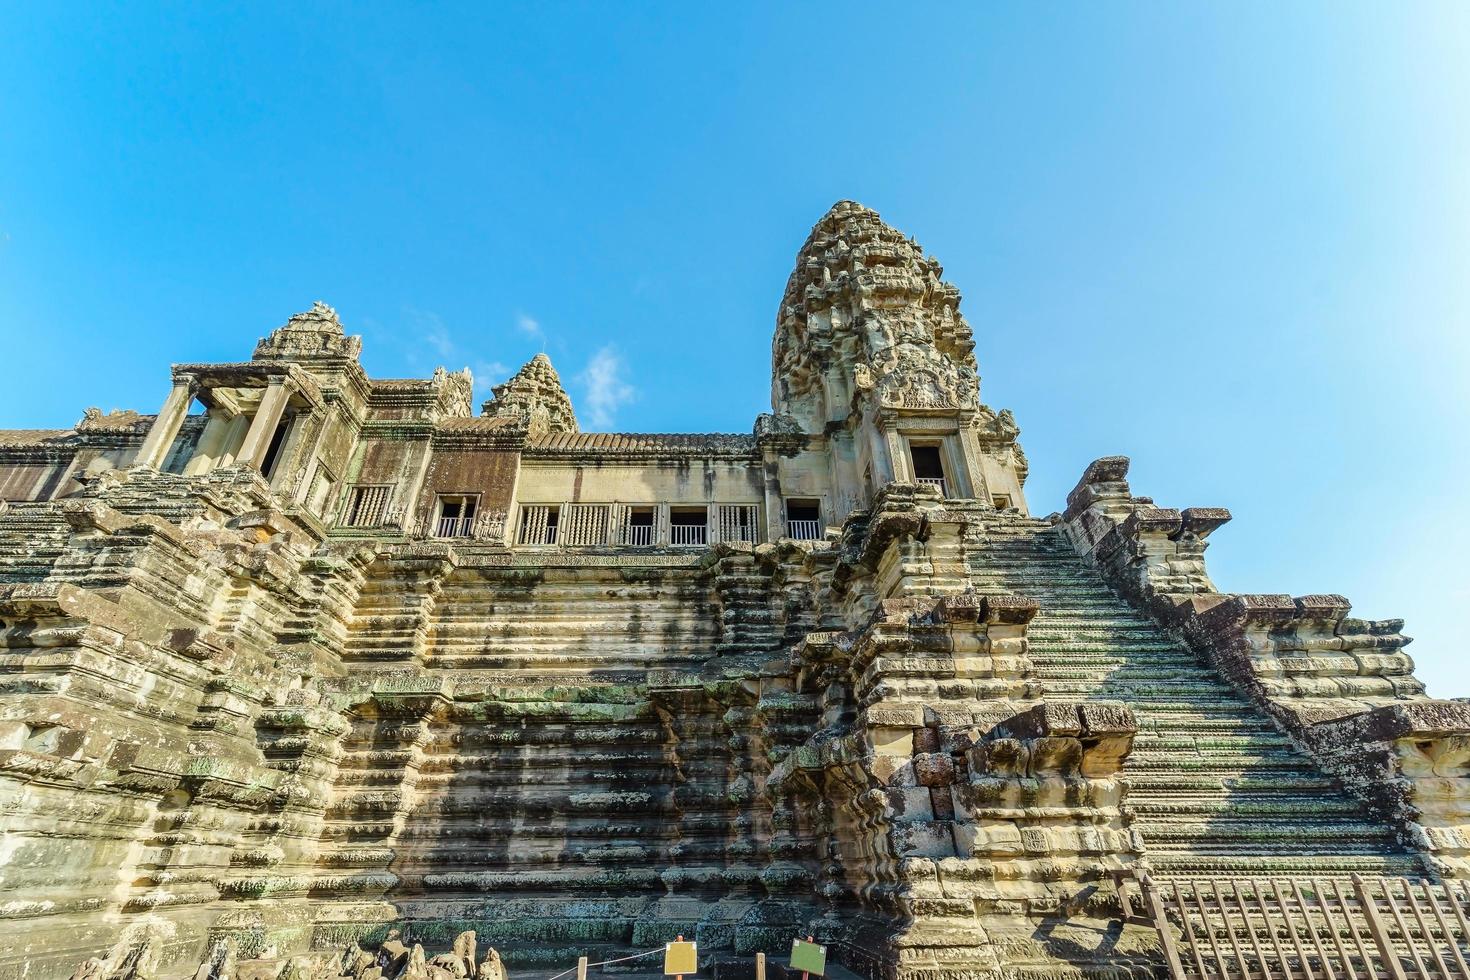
0, 202, 1465, 980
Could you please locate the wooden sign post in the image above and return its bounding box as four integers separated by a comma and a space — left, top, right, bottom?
789, 936, 826, 980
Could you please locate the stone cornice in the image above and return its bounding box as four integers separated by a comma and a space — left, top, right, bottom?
172, 362, 325, 412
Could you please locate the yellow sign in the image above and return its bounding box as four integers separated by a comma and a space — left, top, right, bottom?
664, 940, 697, 976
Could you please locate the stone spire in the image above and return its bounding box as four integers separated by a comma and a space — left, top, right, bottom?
776, 202, 981, 423
254, 301, 363, 362
772, 200, 980, 422
770, 201, 1027, 514
480, 353, 578, 437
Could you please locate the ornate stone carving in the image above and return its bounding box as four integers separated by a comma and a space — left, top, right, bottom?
253, 300, 364, 361
772, 203, 982, 422
479, 353, 578, 437
769, 201, 1028, 515
431, 365, 475, 418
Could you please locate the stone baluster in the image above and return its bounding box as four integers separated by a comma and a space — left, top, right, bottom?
135, 376, 196, 469
236, 376, 292, 471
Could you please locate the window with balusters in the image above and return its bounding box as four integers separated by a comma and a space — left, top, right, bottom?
669, 506, 708, 546
433, 493, 479, 538
342, 484, 392, 528
509, 501, 766, 548
716, 504, 759, 544
908, 443, 949, 497
560, 503, 611, 546
517, 504, 559, 545
622, 506, 656, 546
785, 499, 822, 540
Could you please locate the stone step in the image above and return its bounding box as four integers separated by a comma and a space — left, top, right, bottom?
971, 522, 1414, 865
1027, 622, 1180, 634
1135, 732, 1296, 750
1039, 683, 1251, 698
1133, 797, 1377, 817
1146, 854, 1421, 876
1126, 776, 1345, 796
1032, 666, 1229, 681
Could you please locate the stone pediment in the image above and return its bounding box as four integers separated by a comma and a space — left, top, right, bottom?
253, 300, 364, 362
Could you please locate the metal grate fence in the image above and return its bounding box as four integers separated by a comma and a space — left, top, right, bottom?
1137, 874, 1470, 980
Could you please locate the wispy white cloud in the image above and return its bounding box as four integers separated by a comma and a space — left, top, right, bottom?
577, 345, 636, 430
476, 359, 510, 378
400, 307, 511, 405
516, 313, 545, 346
406, 308, 457, 359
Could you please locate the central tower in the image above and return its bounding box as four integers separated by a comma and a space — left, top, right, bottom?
770, 201, 1029, 519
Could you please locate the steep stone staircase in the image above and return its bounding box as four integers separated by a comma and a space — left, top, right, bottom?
423, 567, 719, 674
0, 503, 71, 582
310, 683, 742, 970
969, 514, 1420, 879
324, 559, 753, 966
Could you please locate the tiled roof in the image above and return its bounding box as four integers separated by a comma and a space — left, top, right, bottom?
526, 432, 756, 454
0, 429, 74, 448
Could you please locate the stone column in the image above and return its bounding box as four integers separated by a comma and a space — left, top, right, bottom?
136, 377, 196, 469
881, 420, 908, 483
864, 408, 899, 487
761, 448, 784, 543
955, 424, 988, 501
183, 409, 233, 476
237, 377, 292, 471
215, 413, 252, 467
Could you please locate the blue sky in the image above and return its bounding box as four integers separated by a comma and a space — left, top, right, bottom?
1, 5, 1467, 692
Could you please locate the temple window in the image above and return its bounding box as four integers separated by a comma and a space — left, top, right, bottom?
434, 493, 480, 538
561, 504, 611, 546
717, 504, 759, 544
259, 415, 295, 481
908, 443, 948, 496
517, 504, 559, 545
669, 507, 708, 546
342, 484, 392, 528
623, 507, 655, 546
785, 499, 821, 540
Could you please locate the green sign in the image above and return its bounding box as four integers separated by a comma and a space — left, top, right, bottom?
790, 939, 826, 977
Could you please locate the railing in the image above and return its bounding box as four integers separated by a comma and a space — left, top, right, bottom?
342, 485, 392, 528
1132, 872, 1470, 979
915, 476, 948, 496
670, 524, 707, 546
519, 524, 558, 546
787, 519, 822, 541
434, 516, 475, 538
623, 524, 654, 546
717, 505, 760, 544
518, 505, 559, 546
561, 504, 610, 546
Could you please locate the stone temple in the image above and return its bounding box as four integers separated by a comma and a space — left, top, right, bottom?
2, 201, 1468, 980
